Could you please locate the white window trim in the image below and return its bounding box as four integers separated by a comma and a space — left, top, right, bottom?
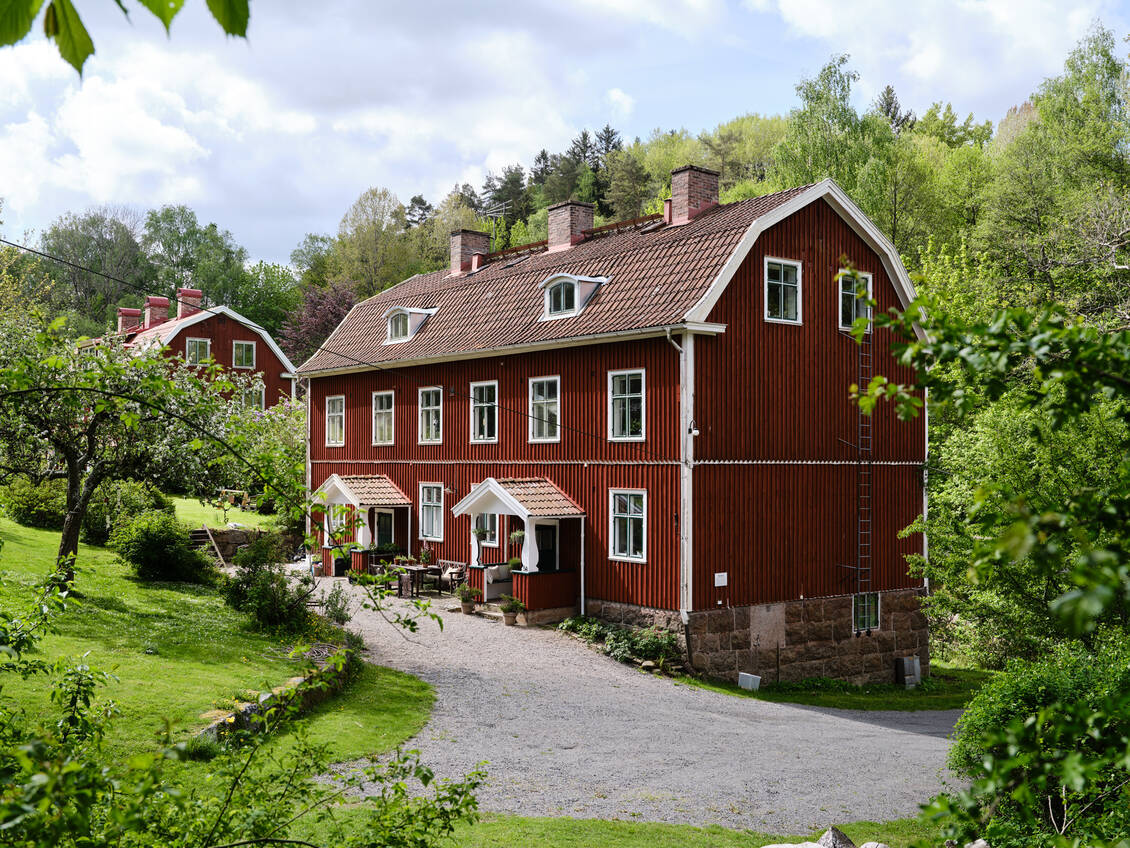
232, 339, 256, 369
371, 390, 395, 446
607, 368, 646, 442
838, 268, 873, 333
469, 380, 499, 444
763, 256, 803, 325
418, 386, 443, 445
325, 394, 345, 447
476, 512, 499, 547
242, 385, 265, 410
186, 337, 211, 365
853, 591, 881, 631
419, 482, 444, 542
608, 488, 647, 563
537, 273, 606, 321
528, 375, 561, 444
386, 310, 410, 343
383, 306, 437, 345
543, 280, 578, 320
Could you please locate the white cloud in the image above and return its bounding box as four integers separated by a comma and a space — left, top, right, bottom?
606, 87, 636, 118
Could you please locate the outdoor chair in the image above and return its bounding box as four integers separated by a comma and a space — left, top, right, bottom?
437, 561, 466, 594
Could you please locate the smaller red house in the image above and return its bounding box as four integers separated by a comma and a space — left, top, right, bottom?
114, 288, 297, 406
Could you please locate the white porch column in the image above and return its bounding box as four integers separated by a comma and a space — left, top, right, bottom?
470, 511, 481, 567
522, 519, 539, 572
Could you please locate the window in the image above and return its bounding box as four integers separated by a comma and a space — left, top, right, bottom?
388, 311, 409, 342
420, 484, 443, 541
232, 340, 256, 369
608, 369, 645, 441
839, 269, 873, 331
610, 490, 646, 562
475, 513, 498, 547
547, 280, 576, 316
185, 337, 210, 365
764, 257, 802, 323
372, 391, 394, 446
418, 387, 442, 444
470, 381, 498, 443
853, 592, 880, 632
325, 395, 345, 446
241, 385, 265, 409
529, 376, 560, 442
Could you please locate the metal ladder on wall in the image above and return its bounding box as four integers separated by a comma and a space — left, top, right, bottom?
855, 330, 874, 621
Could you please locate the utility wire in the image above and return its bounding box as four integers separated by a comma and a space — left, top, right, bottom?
0, 236, 676, 462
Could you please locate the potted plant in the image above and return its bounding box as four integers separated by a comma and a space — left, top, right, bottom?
508, 529, 525, 546
472, 526, 489, 541
457, 583, 482, 614
419, 541, 434, 565
507, 556, 522, 572
499, 594, 525, 626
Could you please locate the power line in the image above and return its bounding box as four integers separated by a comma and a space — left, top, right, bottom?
0, 236, 675, 462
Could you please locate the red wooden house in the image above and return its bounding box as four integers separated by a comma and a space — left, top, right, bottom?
113, 288, 297, 406
299, 167, 928, 684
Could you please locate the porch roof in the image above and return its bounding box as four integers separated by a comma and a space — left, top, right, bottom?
316, 473, 412, 508
452, 477, 584, 520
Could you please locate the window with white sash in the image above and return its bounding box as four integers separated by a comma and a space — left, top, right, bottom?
529, 376, 560, 443
420, 484, 443, 541
372, 391, 394, 445
609, 489, 646, 562
325, 395, 345, 446
608, 369, 645, 441
419, 387, 442, 444
470, 381, 498, 443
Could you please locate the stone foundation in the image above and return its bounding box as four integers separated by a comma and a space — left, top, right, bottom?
520, 604, 578, 626
687, 589, 929, 686
585, 589, 929, 686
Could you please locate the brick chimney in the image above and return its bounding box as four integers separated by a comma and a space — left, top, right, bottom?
450, 229, 491, 275
117, 307, 142, 334
176, 287, 203, 319
670, 165, 719, 225
143, 295, 169, 329
547, 201, 594, 252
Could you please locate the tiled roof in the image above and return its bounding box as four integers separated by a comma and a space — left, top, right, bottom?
125, 314, 196, 347
337, 475, 412, 507
496, 477, 584, 517
298, 185, 814, 375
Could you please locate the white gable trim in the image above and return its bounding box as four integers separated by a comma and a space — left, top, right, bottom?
450, 477, 529, 520
313, 473, 361, 509
148, 305, 300, 377
683, 179, 925, 340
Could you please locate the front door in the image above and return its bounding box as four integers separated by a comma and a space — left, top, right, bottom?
375, 510, 394, 547
534, 523, 558, 572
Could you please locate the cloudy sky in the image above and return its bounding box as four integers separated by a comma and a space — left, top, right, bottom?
0, 0, 1125, 263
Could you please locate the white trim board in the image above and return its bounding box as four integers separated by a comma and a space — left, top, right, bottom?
139, 304, 299, 376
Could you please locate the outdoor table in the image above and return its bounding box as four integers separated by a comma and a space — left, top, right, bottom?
400, 565, 442, 597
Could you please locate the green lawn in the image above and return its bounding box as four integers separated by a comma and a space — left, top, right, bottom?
677, 662, 991, 711
171, 496, 277, 530
0, 514, 429, 763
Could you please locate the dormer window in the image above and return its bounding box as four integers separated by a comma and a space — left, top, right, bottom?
539, 273, 606, 321
383, 306, 437, 345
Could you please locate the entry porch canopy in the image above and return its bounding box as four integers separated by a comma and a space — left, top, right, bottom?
314, 473, 412, 546
451, 477, 584, 572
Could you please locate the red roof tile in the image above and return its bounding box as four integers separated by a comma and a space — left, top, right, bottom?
298, 186, 813, 375
336, 475, 412, 507
496, 477, 584, 517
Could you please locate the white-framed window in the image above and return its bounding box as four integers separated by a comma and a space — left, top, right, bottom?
609, 489, 646, 562
608, 369, 645, 441
764, 257, 802, 324
372, 390, 394, 446
325, 395, 345, 447
469, 380, 498, 443
853, 592, 880, 632
185, 337, 210, 365
838, 269, 873, 331
418, 387, 442, 444
546, 279, 576, 316
387, 311, 409, 342
241, 385, 265, 410
232, 340, 256, 369
529, 376, 560, 443
475, 513, 499, 547
419, 483, 444, 541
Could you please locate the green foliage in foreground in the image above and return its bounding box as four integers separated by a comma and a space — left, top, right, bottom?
681, 662, 991, 712
558, 615, 681, 666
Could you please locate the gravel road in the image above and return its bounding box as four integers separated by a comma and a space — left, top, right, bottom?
338, 585, 958, 834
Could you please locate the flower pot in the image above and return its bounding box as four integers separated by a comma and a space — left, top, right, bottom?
502, 611, 518, 626
460, 601, 475, 615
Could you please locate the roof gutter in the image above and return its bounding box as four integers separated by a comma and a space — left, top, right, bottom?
297, 321, 727, 379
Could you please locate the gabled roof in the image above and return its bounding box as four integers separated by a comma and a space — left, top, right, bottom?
315, 473, 412, 508
451, 477, 584, 519
126, 305, 299, 377
298, 179, 920, 376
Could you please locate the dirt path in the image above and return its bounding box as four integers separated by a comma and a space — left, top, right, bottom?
340, 586, 957, 834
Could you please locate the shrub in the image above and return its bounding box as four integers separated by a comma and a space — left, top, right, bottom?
227, 531, 312, 633
82, 480, 173, 545
109, 510, 213, 583
557, 616, 681, 666
320, 580, 352, 626
0, 477, 67, 530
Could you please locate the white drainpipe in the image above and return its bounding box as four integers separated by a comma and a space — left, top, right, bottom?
580, 517, 586, 615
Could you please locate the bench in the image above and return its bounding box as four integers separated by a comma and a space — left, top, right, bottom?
481, 562, 513, 601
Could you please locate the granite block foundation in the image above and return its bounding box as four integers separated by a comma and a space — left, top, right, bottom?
587, 588, 929, 686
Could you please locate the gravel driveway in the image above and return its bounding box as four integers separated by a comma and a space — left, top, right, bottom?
339, 586, 958, 834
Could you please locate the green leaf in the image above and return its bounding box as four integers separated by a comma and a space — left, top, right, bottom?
43, 0, 93, 73
0, 0, 46, 44
136, 0, 184, 33
205, 0, 248, 36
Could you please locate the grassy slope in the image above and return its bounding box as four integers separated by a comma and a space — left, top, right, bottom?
0, 515, 429, 763
171, 496, 276, 530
